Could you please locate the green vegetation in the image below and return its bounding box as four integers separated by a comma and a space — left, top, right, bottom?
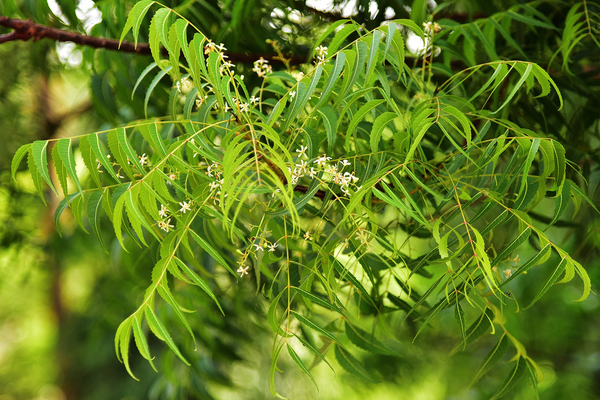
1, 0, 600, 399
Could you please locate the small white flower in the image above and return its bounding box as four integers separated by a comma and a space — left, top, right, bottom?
340, 159, 351, 166
237, 265, 250, 277
223, 103, 230, 112
290, 91, 296, 99
314, 155, 332, 166
268, 242, 279, 252
503, 269, 513, 278
355, 229, 367, 244
304, 231, 312, 241
239, 102, 249, 113
295, 145, 308, 158
253, 243, 264, 252
341, 186, 350, 196
158, 204, 169, 218
169, 174, 177, 181
309, 167, 317, 178
158, 218, 174, 232
272, 188, 281, 198
295, 160, 308, 174
209, 181, 221, 190
250, 96, 260, 104
179, 201, 191, 213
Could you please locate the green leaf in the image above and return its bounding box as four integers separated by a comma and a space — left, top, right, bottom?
334, 344, 378, 383
57, 138, 82, 193
493, 63, 532, 114
27, 150, 46, 204
54, 192, 84, 235
548, 180, 571, 228
293, 333, 334, 372
332, 258, 376, 308
87, 190, 107, 252
470, 334, 509, 386
115, 317, 137, 380
287, 344, 318, 390
317, 107, 338, 155
31, 140, 57, 195
52, 144, 69, 201
524, 257, 568, 310
145, 306, 190, 366
188, 230, 235, 277
489, 356, 526, 400
156, 280, 197, 348
11, 143, 31, 182
492, 227, 532, 267
174, 257, 224, 315
291, 311, 339, 344
449, 308, 494, 355
344, 321, 397, 355
88, 133, 121, 184
315, 52, 346, 109
267, 289, 291, 337
455, 298, 466, 349
119, 0, 155, 47
370, 112, 397, 153
131, 314, 157, 371
145, 67, 171, 118
293, 287, 342, 313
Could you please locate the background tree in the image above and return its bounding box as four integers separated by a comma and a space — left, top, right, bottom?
1, 1, 600, 399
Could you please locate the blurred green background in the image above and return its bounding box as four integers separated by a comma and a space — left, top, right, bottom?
1, 0, 599, 399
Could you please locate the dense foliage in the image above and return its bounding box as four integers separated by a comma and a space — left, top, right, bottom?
3, 0, 600, 399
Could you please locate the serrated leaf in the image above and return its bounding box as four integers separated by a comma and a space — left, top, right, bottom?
315, 52, 346, 109
548, 180, 571, 228
88, 134, 121, 184
188, 229, 235, 276
370, 112, 397, 153
116, 317, 137, 380
52, 144, 69, 201
334, 344, 378, 383
156, 279, 197, 348
287, 344, 318, 390
291, 311, 339, 344
524, 257, 568, 310
293, 287, 342, 313
57, 138, 82, 193
173, 257, 224, 314
489, 356, 526, 400
317, 106, 338, 155
450, 308, 494, 355
332, 258, 376, 308
455, 298, 466, 349
293, 333, 334, 372
470, 334, 509, 387
79, 136, 102, 188
11, 143, 31, 182
145, 306, 190, 366
119, 0, 155, 47
345, 321, 397, 355
131, 314, 157, 371
87, 190, 107, 251
32, 141, 57, 195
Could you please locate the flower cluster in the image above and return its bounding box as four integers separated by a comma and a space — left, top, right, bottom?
315, 45, 328, 64
175, 77, 194, 94
252, 57, 272, 78
423, 21, 441, 36
204, 40, 227, 56
288, 149, 360, 196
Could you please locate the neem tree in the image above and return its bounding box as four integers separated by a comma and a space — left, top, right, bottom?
8, 0, 600, 398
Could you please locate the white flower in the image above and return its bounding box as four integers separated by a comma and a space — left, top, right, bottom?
158, 218, 174, 232
355, 229, 368, 244
158, 204, 169, 218
341, 186, 350, 196
223, 103, 230, 112
314, 155, 332, 166
179, 201, 191, 213
139, 153, 148, 166
169, 174, 177, 180
268, 242, 279, 252
290, 91, 296, 99
309, 167, 317, 178
237, 265, 250, 277
253, 243, 264, 252
295, 160, 308, 174
304, 231, 312, 241
209, 181, 221, 190
340, 159, 351, 166
250, 96, 260, 104
272, 188, 281, 198
295, 145, 308, 158
239, 102, 249, 113
503, 269, 513, 278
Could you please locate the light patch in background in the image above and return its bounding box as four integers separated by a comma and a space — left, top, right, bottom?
77, 0, 103, 33
47, 0, 68, 25
384, 6, 395, 19
406, 31, 428, 56
306, 0, 359, 18
56, 42, 83, 67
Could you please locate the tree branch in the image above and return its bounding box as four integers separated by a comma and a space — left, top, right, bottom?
0, 17, 307, 64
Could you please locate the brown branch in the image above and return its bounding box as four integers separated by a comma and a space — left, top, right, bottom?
0, 17, 307, 64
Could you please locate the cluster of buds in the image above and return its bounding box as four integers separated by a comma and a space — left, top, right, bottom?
423, 21, 441, 36
287, 147, 361, 197
253, 57, 272, 78
204, 40, 227, 57
175, 77, 194, 94
315, 45, 328, 65
219, 60, 235, 76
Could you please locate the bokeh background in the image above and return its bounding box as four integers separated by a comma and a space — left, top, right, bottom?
1, 0, 599, 399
